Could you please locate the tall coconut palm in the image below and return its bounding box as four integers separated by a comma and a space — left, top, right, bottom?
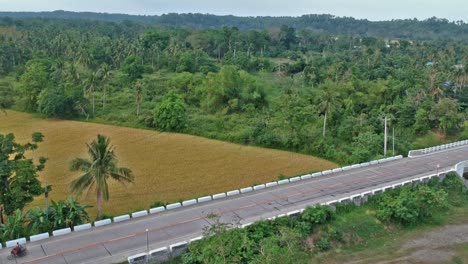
69, 135, 134, 220
317, 81, 341, 137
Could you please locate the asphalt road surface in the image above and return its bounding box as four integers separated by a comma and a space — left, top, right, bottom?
1, 146, 467, 264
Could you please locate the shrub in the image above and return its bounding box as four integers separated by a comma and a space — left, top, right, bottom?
327, 227, 344, 242
335, 202, 357, 215
302, 205, 335, 225
154, 92, 187, 132
376, 185, 448, 225
315, 236, 331, 251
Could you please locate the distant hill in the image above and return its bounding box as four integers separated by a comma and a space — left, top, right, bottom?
0, 10, 468, 41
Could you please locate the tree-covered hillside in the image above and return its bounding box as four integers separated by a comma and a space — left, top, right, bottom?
0, 16, 467, 164
1, 11, 468, 41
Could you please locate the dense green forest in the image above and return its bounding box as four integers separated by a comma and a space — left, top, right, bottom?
1, 11, 468, 41
1, 14, 467, 164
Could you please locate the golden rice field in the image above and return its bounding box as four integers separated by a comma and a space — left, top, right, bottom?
0, 110, 337, 217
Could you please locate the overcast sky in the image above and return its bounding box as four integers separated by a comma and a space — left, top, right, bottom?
0, 0, 466, 21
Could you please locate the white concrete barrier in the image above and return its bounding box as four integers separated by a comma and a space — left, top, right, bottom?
266, 182, 278, 187
74, 223, 92, 232
131, 210, 148, 218
170, 241, 188, 257
421, 176, 430, 181
286, 210, 301, 216
114, 214, 131, 223
322, 170, 333, 175
372, 188, 383, 194
253, 184, 266, 190
383, 186, 393, 191
94, 219, 112, 227
326, 200, 338, 206
301, 174, 312, 180
166, 202, 182, 210
361, 191, 372, 197
312, 172, 323, 177
30, 232, 50, 242
197, 196, 212, 203
339, 197, 351, 203
360, 162, 371, 167
342, 166, 352, 171
277, 179, 289, 185
212, 193, 226, 200
332, 168, 343, 173
289, 177, 301, 182
240, 187, 253, 193
276, 214, 286, 218
226, 190, 240, 196
6, 238, 26, 248
149, 206, 165, 214
351, 164, 361, 169
241, 223, 253, 228
370, 160, 379, 165
53, 227, 72, 236
402, 180, 412, 186
149, 247, 170, 263
189, 236, 203, 243
128, 253, 148, 264
182, 199, 197, 206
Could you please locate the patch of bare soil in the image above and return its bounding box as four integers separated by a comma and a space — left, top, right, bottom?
380, 224, 468, 264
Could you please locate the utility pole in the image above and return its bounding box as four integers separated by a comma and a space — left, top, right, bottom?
146, 229, 149, 254
384, 117, 388, 157
45, 182, 49, 219
392, 127, 395, 156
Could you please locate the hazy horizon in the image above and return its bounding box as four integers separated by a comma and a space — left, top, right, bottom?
0, 0, 466, 22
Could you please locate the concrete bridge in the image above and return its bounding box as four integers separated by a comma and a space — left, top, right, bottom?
1, 141, 468, 264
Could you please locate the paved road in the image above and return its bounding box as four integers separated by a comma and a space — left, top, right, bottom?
1, 146, 467, 264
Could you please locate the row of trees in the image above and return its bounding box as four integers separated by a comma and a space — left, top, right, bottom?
2, 12, 468, 41
0, 133, 134, 242
1, 17, 467, 164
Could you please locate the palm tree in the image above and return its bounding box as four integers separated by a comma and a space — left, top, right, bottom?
97, 63, 112, 110
317, 81, 341, 137
69, 135, 134, 220
85, 71, 99, 116
134, 79, 144, 116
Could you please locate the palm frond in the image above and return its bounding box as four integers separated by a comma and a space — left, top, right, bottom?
69, 172, 94, 196
70, 158, 92, 172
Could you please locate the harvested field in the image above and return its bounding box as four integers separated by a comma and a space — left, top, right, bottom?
0, 110, 337, 217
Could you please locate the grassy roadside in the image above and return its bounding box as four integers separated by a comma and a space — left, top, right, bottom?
313, 205, 468, 264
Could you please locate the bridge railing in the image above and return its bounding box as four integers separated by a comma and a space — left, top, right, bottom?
408, 140, 468, 157
127, 167, 454, 264
0, 155, 405, 250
